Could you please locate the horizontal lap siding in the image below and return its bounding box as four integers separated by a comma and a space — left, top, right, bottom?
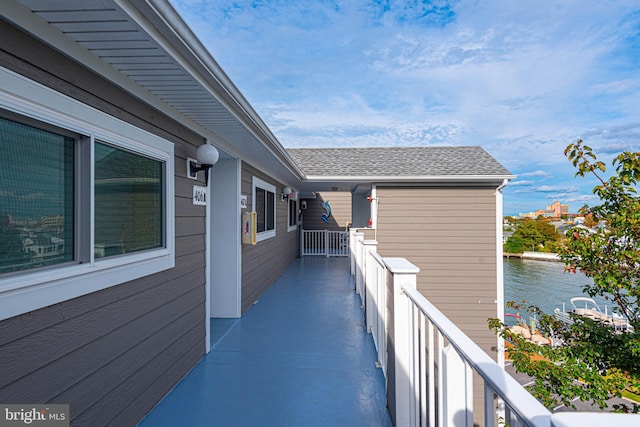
0, 21, 206, 426
301, 191, 352, 231
378, 186, 499, 425
240, 163, 298, 313
376, 187, 499, 357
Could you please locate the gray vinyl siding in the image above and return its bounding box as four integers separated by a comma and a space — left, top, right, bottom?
301, 191, 352, 231
376, 186, 499, 357
0, 20, 206, 426
240, 163, 298, 313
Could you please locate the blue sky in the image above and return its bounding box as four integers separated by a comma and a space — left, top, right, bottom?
169, 0, 640, 216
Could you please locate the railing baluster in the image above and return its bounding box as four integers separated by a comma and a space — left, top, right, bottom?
412, 302, 419, 426
419, 311, 426, 427
437, 331, 444, 427
428, 319, 435, 427
465, 360, 474, 426
484, 383, 495, 427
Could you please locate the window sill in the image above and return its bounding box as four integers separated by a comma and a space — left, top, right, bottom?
256, 230, 276, 242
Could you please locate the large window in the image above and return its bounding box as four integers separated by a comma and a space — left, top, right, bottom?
252, 177, 276, 241
0, 68, 174, 321
288, 198, 298, 232
0, 117, 167, 272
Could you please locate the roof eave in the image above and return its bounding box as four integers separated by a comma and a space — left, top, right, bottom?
303, 175, 515, 183
140, 0, 305, 179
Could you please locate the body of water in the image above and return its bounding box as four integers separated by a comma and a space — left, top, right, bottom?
504, 257, 612, 320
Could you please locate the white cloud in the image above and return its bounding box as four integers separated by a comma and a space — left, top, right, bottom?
536, 185, 579, 193
519, 170, 552, 178
170, 0, 640, 214
563, 194, 600, 204
507, 180, 535, 187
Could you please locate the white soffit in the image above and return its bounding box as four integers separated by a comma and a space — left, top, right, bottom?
12, 0, 303, 184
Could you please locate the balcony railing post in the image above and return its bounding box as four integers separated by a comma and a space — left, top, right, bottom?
349, 230, 356, 276
363, 240, 378, 333
385, 258, 420, 427
351, 232, 364, 291
356, 234, 366, 298
368, 252, 388, 377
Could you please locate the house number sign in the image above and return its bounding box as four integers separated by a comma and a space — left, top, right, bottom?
193, 186, 207, 206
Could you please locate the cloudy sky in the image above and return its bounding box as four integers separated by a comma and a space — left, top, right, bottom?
169, 0, 640, 216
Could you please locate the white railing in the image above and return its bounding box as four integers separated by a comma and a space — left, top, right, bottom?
351, 236, 639, 427
301, 229, 349, 257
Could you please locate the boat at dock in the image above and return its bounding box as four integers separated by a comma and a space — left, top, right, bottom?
554, 297, 633, 332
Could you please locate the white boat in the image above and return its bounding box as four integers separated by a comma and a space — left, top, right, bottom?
554, 297, 633, 332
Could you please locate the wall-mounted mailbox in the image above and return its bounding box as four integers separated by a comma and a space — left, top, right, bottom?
242, 211, 257, 245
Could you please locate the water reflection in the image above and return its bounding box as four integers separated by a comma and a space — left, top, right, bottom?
504, 257, 612, 318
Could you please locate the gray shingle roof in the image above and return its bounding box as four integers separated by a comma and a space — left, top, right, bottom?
287, 146, 512, 178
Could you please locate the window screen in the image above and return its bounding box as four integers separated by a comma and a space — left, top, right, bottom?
255, 186, 275, 234
0, 117, 74, 273
256, 187, 266, 233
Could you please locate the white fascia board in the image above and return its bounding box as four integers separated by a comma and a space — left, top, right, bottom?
125, 0, 305, 178
303, 175, 516, 183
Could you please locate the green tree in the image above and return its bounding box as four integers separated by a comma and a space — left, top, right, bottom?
490, 141, 640, 412
583, 212, 598, 228
504, 235, 525, 253
504, 217, 562, 253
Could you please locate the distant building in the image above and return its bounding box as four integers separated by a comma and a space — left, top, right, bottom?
519, 200, 569, 219
546, 201, 569, 218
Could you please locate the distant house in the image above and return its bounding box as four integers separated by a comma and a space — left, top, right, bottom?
0, 1, 512, 425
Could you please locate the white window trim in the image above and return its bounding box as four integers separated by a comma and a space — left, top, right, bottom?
251, 176, 276, 242
287, 195, 298, 232
0, 67, 175, 322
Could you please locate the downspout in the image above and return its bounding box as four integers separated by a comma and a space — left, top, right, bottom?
495, 178, 508, 423
205, 172, 212, 354
495, 179, 508, 368
371, 185, 378, 241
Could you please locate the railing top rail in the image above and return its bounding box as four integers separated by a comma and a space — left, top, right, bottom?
401, 285, 552, 427
551, 412, 640, 427
370, 251, 386, 268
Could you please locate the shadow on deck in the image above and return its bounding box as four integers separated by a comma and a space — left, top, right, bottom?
140, 257, 392, 427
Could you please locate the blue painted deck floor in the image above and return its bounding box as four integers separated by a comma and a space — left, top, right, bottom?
140, 257, 392, 427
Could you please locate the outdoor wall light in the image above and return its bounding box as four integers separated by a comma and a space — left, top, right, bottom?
188, 143, 219, 186
282, 186, 292, 201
